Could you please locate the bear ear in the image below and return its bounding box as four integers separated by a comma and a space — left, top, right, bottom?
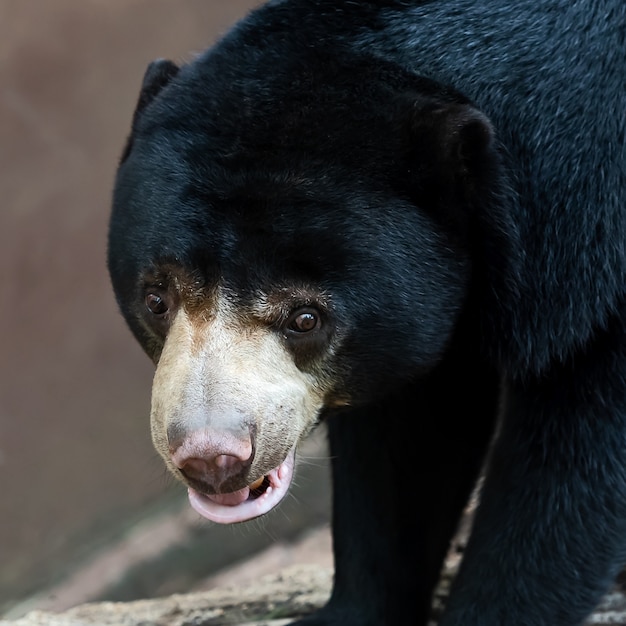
120, 59, 179, 163
131, 58, 180, 127
407, 99, 498, 204
439, 104, 495, 179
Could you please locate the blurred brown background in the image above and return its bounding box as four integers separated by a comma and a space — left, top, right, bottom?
0, 1, 330, 617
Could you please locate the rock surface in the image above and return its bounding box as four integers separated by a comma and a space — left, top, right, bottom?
4, 551, 626, 626
0, 565, 331, 626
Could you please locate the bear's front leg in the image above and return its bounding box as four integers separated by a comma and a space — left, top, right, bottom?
292, 354, 499, 626
441, 319, 626, 625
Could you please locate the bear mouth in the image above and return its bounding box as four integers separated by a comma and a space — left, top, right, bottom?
187, 449, 295, 524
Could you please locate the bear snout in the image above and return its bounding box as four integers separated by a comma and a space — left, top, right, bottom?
169, 426, 255, 494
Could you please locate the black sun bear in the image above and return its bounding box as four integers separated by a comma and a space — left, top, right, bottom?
107, 1, 626, 624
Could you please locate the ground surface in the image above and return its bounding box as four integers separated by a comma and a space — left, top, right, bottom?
3, 513, 626, 626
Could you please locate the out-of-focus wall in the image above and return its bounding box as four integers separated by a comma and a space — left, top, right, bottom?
0, 0, 269, 613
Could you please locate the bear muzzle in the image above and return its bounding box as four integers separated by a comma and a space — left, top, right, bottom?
186, 451, 295, 524
167, 424, 296, 524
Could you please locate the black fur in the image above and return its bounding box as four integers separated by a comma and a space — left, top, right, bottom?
108, 1, 626, 624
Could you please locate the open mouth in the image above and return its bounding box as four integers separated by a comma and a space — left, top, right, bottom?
187, 449, 295, 524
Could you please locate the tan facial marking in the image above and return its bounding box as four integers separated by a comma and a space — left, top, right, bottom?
150, 287, 329, 487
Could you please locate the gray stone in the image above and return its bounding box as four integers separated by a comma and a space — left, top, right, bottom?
0, 565, 332, 626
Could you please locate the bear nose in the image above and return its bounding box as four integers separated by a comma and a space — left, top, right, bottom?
178, 453, 248, 483
169, 427, 254, 492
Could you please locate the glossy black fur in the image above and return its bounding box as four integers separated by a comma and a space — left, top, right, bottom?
108, 1, 626, 624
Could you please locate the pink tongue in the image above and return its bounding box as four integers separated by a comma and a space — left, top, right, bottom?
206, 486, 250, 506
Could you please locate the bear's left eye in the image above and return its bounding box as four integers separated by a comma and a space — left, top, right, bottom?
145, 292, 169, 316
286, 307, 321, 334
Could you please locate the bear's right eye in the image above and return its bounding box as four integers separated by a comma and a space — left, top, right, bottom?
281, 304, 332, 366
145, 292, 169, 316
285, 307, 321, 334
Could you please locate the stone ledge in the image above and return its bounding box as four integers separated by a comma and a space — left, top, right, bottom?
0, 565, 332, 626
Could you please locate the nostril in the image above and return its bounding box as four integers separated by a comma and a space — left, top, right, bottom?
179, 457, 211, 482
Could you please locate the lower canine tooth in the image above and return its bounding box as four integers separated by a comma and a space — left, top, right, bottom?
249, 476, 265, 490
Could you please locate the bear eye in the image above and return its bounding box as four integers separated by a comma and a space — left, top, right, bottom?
286, 307, 321, 334
145, 292, 169, 316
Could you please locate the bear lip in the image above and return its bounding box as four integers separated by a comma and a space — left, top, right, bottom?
187, 448, 296, 524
